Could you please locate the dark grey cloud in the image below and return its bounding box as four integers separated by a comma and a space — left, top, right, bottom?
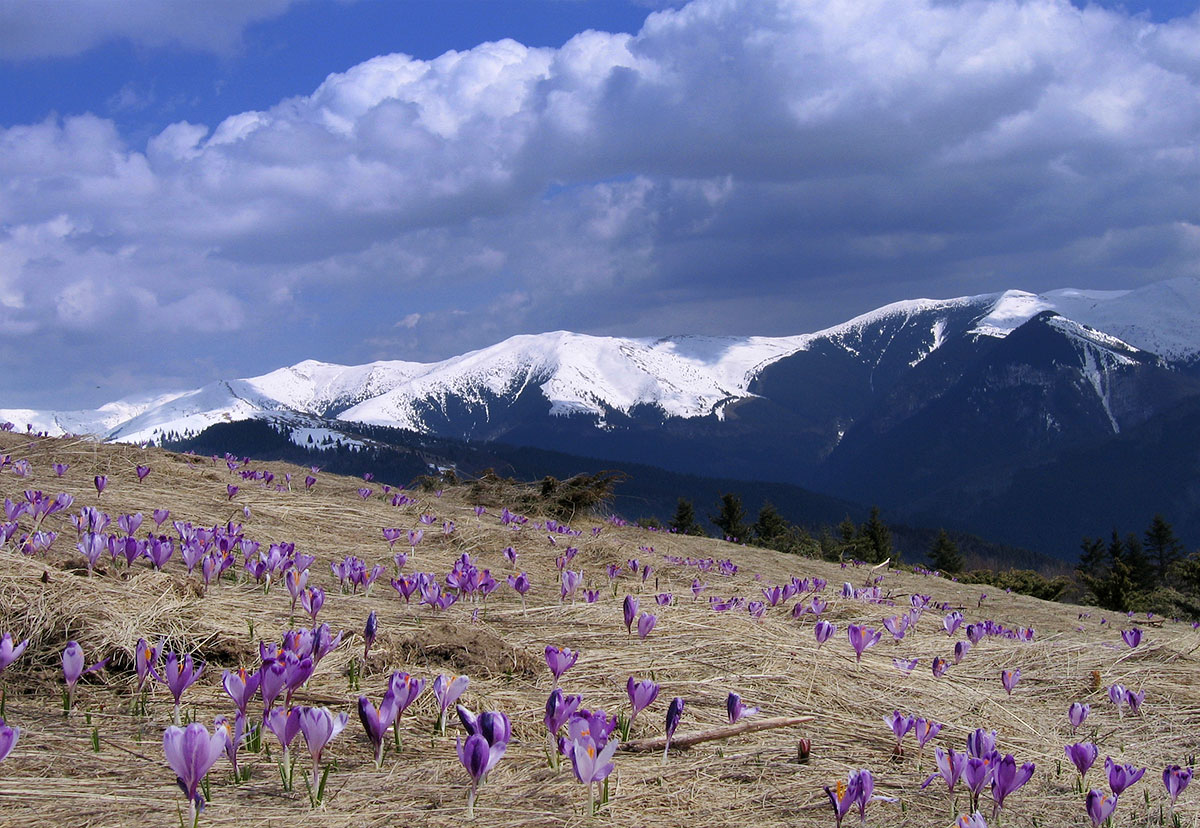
1, 0, 1199, 408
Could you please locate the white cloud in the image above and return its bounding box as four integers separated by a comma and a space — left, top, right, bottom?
2, 0, 1200, 406
0, 0, 300, 59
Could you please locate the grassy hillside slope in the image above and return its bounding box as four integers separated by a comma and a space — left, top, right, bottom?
0, 431, 1194, 827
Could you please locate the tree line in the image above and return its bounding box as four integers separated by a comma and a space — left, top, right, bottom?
1076, 514, 1200, 618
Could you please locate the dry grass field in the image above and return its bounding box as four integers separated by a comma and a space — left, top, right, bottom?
0, 430, 1195, 827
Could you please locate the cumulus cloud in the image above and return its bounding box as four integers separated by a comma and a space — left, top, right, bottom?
2, 0, 1200, 406
0, 0, 300, 59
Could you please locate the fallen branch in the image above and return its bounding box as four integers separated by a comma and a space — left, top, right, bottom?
619, 715, 814, 753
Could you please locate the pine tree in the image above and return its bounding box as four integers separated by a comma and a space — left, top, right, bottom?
1079, 531, 1140, 612
1144, 514, 1184, 585
710, 493, 748, 542
859, 506, 892, 564
831, 515, 861, 561
928, 528, 963, 574
1122, 531, 1156, 592
752, 501, 790, 548
1077, 537, 1106, 580
668, 498, 703, 536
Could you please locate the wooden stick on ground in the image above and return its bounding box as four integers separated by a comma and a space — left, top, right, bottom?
619, 715, 814, 753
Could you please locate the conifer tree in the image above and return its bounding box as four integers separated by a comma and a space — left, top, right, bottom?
752, 501, 790, 548
710, 493, 748, 542
668, 498, 703, 536
928, 528, 963, 574
1121, 531, 1156, 592
859, 506, 892, 564
834, 515, 863, 561
1144, 514, 1184, 585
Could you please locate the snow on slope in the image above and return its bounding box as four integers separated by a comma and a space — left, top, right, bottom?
972, 277, 1200, 360
339, 331, 813, 427
1043, 314, 1143, 434
7, 278, 1197, 444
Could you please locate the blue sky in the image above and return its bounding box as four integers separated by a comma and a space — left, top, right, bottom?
1, 0, 1199, 407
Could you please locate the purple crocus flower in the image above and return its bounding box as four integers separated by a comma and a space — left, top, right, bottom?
922, 746, 967, 792
53, 462, 68, 477
944, 611, 964, 636
0, 718, 19, 763
259, 659, 288, 714
623, 595, 639, 635
0, 633, 29, 676
159, 651, 204, 725
358, 692, 399, 767
221, 667, 260, 717
1085, 789, 1119, 826
913, 717, 942, 749
932, 656, 949, 677
954, 641, 971, 664
846, 624, 881, 663
1124, 688, 1145, 713
1106, 756, 1146, 796
1163, 765, 1193, 806
627, 677, 659, 722
991, 753, 1035, 817
569, 732, 620, 815
1108, 684, 1127, 717
388, 671, 427, 724
363, 611, 378, 660
300, 587, 325, 622
966, 729, 997, 758
814, 620, 836, 645
664, 696, 684, 762
545, 687, 583, 739
215, 713, 246, 780
297, 706, 349, 792
136, 465, 151, 482
884, 710, 914, 747
964, 755, 997, 812
1121, 628, 1142, 648
457, 706, 511, 756
153, 508, 170, 527
93, 475, 107, 496
883, 615, 908, 641
457, 732, 502, 819
163, 722, 226, 820
825, 771, 863, 828
637, 612, 658, 640
726, 692, 759, 724
62, 641, 106, 712
1000, 668, 1021, 695
1068, 702, 1090, 733
1066, 743, 1099, 779
545, 645, 579, 683
433, 674, 470, 734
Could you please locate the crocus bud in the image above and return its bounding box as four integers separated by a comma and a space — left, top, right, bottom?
797, 737, 812, 763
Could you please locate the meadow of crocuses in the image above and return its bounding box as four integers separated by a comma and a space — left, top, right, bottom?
0, 428, 1195, 827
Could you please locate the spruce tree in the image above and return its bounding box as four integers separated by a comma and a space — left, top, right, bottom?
928, 528, 963, 574
1122, 531, 1156, 593
1144, 514, 1184, 585
1077, 537, 1106, 581
710, 493, 749, 542
859, 506, 892, 564
752, 501, 790, 549
668, 498, 703, 536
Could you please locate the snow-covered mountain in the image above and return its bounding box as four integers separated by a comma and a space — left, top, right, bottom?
5, 277, 1199, 447
8, 276, 1200, 559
